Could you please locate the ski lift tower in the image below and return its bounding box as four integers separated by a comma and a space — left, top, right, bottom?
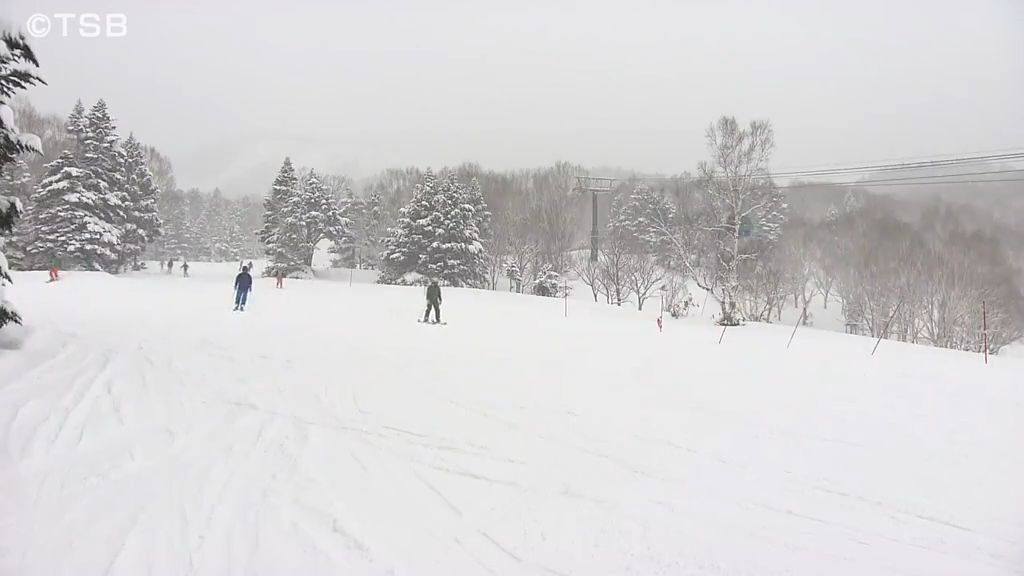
574, 175, 616, 261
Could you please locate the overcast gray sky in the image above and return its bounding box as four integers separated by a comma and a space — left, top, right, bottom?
3, 0, 1023, 196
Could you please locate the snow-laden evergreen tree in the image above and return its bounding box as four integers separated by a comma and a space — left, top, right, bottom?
223, 202, 249, 260
0, 155, 32, 201
71, 99, 126, 271
362, 188, 386, 269
465, 177, 491, 242
183, 188, 210, 258
425, 170, 487, 285
379, 169, 490, 287
261, 167, 348, 272
118, 134, 161, 269
532, 264, 560, 297
379, 169, 439, 284
152, 187, 257, 262
330, 188, 366, 268
504, 259, 522, 292
1, 31, 44, 330
155, 188, 190, 259
65, 100, 87, 147
201, 189, 247, 261
24, 151, 120, 270
202, 188, 230, 260
259, 157, 298, 270
0, 154, 33, 267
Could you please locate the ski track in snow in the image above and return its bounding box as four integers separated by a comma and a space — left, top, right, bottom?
0, 263, 1022, 576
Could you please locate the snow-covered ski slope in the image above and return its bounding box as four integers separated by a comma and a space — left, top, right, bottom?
1, 262, 1022, 576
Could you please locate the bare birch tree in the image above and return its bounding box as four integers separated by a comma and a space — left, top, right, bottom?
625, 252, 664, 311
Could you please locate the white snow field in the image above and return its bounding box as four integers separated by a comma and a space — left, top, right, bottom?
1, 262, 1022, 576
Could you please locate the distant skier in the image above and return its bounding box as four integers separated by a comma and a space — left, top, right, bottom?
167, 259, 174, 274
159, 260, 165, 272
238, 260, 244, 272
275, 268, 283, 289
181, 260, 190, 278
234, 265, 253, 311
247, 261, 254, 275
423, 280, 442, 324
47, 264, 59, 282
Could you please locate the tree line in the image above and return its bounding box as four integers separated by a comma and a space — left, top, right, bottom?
153, 187, 262, 263
2, 25, 1019, 354
337, 115, 1023, 354
0, 95, 267, 270
1, 97, 161, 272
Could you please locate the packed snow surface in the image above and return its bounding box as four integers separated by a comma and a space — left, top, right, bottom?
1, 262, 1022, 575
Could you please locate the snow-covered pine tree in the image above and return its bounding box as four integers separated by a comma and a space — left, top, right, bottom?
203, 188, 232, 260
274, 169, 348, 270
65, 100, 87, 148
0, 154, 33, 267
119, 134, 162, 269
330, 188, 365, 268
532, 264, 560, 297
154, 188, 188, 259
224, 201, 249, 260
183, 189, 211, 258
235, 195, 264, 257
77, 99, 126, 271
0, 154, 32, 200
504, 259, 522, 292
25, 151, 120, 270
465, 177, 492, 242
259, 157, 298, 271
379, 169, 438, 284
426, 171, 488, 287
362, 188, 386, 269
379, 169, 490, 287
1, 31, 44, 330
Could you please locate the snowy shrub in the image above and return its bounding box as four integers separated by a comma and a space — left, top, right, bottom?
532, 264, 560, 297
662, 275, 694, 319
397, 271, 430, 286
504, 260, 522, 292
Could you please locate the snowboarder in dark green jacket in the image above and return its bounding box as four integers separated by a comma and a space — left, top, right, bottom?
424, 280, 442, 323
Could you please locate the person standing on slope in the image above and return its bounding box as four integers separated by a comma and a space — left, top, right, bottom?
234, 265, 253, 311
275, 268, 284, 289
181, 260, 190, 278
423, 280, 442, 324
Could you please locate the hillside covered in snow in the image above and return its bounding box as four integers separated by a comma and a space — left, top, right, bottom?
0, 262, 1022, 575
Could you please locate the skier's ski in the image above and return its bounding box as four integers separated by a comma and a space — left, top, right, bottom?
417, 319, 447, 325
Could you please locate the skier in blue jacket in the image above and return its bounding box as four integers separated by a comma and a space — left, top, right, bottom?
233, 266, 253, 311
